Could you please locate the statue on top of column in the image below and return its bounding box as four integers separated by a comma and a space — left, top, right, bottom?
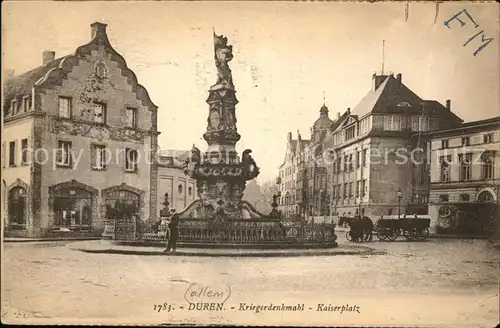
213, 32, 234, 89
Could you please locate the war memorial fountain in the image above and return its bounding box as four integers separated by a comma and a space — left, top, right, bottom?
111, 33, 337, 249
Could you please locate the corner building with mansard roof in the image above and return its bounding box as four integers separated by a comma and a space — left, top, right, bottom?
326, 73, 462, 220
2, 22, 161, 238
278, 73, 464, 227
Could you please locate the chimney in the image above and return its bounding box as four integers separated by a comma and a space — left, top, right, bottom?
336, 112, 340, 119
372, 74, 388, 91
42, 51, 55, 65
396, 73, 402, 84
287, 132, 292, 142
446, 99, 451, 110
91, 22, 108, 40
347, 107, 351, 114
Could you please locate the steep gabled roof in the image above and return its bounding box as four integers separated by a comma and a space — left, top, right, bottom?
4, 57, 67, 100
290, 139, 311, 154
350, 74, 425, 118
3, 22, 158, 113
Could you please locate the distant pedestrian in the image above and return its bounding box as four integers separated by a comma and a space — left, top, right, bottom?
164, 212, 180, 253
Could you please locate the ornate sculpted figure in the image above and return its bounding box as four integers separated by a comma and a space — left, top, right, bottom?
213, 32, 234, 89
208, 108, 221, 130
241, 149, 260, 180
183, 144, 201, 177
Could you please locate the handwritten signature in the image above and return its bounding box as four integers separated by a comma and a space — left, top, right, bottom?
184, 282, 231, 303
444, 9, 494, 57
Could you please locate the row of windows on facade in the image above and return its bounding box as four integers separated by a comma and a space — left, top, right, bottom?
6, 140, 140, 172
57, 97, 138, 128
7, 95, 138, 129
438, 193, 475, 202
440, 133, 494, 149
333, 115, 430, 145
280, 149, 369, 183
439, 152, 495, 182
280, 179, 367, 206
331, 180, 367, 199
7, 95, 32, 116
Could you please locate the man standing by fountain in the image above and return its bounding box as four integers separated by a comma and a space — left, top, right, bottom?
164, 210, 180, 253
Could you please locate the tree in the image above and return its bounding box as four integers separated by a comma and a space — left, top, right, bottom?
243, 179, 278, 214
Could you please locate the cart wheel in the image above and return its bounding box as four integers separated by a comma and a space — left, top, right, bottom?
405, 229, 417, 241
376, 231, 388, 241
416, 228, 430, 241
386, 229, 399, 241
345, 230, 352, 241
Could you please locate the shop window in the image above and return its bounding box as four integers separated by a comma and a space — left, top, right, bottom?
53, 188, 92, 228
8, 186, 26, 227
105, 189, 140, 221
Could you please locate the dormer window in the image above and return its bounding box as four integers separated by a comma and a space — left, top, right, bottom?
95, 61, 108, 79
397, 101, 412, 108
22, 95, 32, 112
11, 99, 17, 115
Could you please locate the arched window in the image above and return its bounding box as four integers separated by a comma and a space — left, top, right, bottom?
8, 186, 27, 227
178, 184, 183, 195
54, 187, 92, 227
481, 152, 494, 180
105, 190, 140, 221
478, 191, 494, 202
459, 154, 472, 181
440, 156, 451, 182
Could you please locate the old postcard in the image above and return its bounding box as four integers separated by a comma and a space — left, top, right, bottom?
1, 1, 499, 327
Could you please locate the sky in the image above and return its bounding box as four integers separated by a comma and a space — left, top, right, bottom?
2, 1, 499, 183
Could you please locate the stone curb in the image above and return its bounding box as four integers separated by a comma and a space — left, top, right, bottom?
3, 237, 102, 243
67, 241, 375, 257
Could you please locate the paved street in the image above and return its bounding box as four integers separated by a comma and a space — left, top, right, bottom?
2, 235, 498, 327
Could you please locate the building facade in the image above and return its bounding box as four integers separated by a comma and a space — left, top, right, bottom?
156, 151, 198, 216
278, 73, 465, 225
2, 22, 159, 237
426, 117, 500, 236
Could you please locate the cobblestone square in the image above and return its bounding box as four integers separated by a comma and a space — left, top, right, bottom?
2, 237, 498, 327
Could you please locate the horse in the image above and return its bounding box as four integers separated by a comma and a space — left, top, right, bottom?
341, 216, 374, 242
338, 216, 352, 228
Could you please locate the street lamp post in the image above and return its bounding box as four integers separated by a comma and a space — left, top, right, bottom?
357, 198, 362, 218
397, 188, 403, 219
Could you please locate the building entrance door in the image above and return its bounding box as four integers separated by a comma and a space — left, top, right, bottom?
8, 186, 27, 229
105, 190, 140, 221
53, 188, 92, 230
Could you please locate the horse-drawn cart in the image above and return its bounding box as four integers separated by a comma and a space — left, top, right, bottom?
376, 218, 430, 241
